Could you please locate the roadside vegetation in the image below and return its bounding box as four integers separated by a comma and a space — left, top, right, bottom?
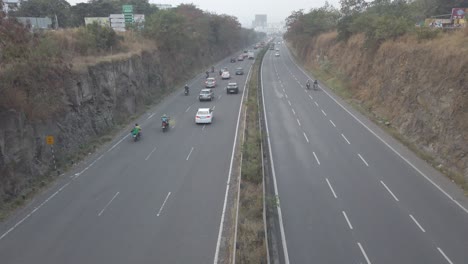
284, 0, 468, 192
236, 47, 268, 263
0, 0, 264, 218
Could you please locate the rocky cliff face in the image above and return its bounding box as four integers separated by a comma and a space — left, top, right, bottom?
290, 32, 468, 185
0, 47, 234, 205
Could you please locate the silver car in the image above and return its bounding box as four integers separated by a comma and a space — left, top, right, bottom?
199, 89, 214, 101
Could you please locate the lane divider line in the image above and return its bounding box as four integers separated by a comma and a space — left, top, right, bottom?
380, 181, 399, 201
98, 192, 119, 216
313, 152, 320, 165
145, 146, 157, 161
358, 153, 369, 167
437, 247, 454, 264
303, 132, 310, 143
357, 242, 372, 264
186, 147, 194, 161
321, 109, 327, 116
286, 46, 468, 215
409, 214, 426, 233
329, 120, 336, 127
296, 119, 301, 126
326, 178, 338, 199
314, 101, 319, 107
342, 211, 353, 230
157, 192, 171, 216
341, 134, 351, 145
287, 100, 292, 106
292, 109, 296, 115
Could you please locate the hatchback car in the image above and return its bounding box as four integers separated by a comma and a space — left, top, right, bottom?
205, 77, 216, 88
195, 108, 213, 124
275, 52, 280, 57
221, 71, 230, 80
226, 83, 239, 94
235, 67, 244, 75
199, 89, 214, 101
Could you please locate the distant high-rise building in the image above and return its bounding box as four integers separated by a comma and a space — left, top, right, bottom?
252, 14, 267, 28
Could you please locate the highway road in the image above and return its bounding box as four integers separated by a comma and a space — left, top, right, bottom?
262, 41, 468, 264
0, 52, 253, 263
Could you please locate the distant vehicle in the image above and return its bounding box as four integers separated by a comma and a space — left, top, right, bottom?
222, 71, 231, 79
195, 108, 213, 124
275, 47, 279, 51
237, 55, 244, 61
205, 77, 216, 88
248, 51, 254, 60
199, 89, 214, 101
230, 57, 236, 63
235, 67, 244, 75
269, 45, 275, 50
275, 52, 280, 57
226, 82, 239, 94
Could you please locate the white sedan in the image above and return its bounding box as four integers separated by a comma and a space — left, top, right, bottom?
195, 108, 213, 124
221, 71, 230, 79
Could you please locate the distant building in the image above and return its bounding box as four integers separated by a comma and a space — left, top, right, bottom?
155, 4, 172, 10
2, 0, 21, 13
252, 14, 267, 28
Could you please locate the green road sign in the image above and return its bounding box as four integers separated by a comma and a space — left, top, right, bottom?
122, 5, 133, 13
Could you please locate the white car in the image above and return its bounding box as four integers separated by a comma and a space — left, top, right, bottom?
275, 52, 280, 57
195, 108, 213, 124
221, 71, 230, 79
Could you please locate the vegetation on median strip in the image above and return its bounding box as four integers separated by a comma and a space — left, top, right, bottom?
236, 46, 268, 263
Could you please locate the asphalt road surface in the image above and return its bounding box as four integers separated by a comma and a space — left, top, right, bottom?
262, 41, 468, 264
0, 52, 253, 263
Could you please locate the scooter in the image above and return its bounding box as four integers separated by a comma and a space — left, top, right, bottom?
162, 120, 169, 133
132, 131, 141, 142
184, 88, 189, 96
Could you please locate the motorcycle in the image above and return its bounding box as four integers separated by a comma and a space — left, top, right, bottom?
184, 89, 189, 95
162, 120, 169, 132
131, 130, 141, 142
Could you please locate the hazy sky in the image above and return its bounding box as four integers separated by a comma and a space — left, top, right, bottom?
66, 0, 341, 27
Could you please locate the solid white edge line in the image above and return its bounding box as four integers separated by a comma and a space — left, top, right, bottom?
156, 192, 171, 216
186, 147, 194, 161
213, 63, 253, 264
437, 247, 454, 264
380, 181, 399, 201
0, 182, 71, 240
357, 242, 372, 264
98, 191, 120, 216
313, 152, 321, 165
330, 120, 336, 127
409, 214, 426, 233
286, 46, 468, 215
358, 153, 369, 167
145, 146, 157, 161
261, 51, 291, 264
325, 178, 338, 199
342, 211, 353, 230
303, 132, 309, 143
341, 134, 351, 145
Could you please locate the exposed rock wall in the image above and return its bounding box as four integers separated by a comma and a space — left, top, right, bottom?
289, 32, 468, 184
0, 47, 238, 204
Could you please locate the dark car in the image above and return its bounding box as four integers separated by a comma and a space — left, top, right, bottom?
235, 67, 244, 75
226, 83, 239, 94
230, 58, 236, 63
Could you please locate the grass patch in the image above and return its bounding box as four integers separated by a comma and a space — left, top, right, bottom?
236, 47, 268, 263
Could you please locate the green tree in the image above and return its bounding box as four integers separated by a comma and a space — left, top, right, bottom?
12, 0, 71, 28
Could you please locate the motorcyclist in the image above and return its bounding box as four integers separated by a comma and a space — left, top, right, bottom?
184, 84, 189, 94
306, 80, 311, 89
219, 69, 222, 76
205, 71, 209, 78
313, 79, 318, 89
131, 123, 142, 137
161, 114, 169, 127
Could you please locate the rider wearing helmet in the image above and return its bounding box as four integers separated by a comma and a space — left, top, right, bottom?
306, 79, 311, 89
161, 114, 169, 126
131, 123, 142, 136
184, 84, 189, 92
